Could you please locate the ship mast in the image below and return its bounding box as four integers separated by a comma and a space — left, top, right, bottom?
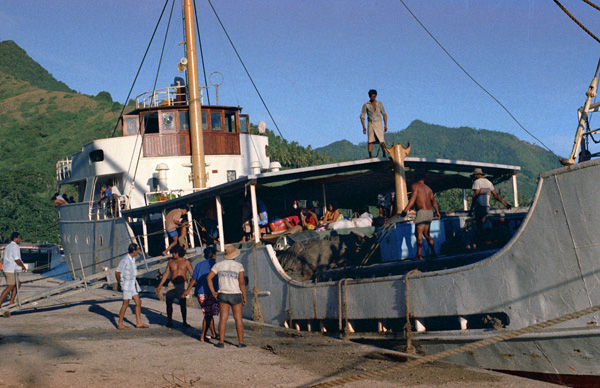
184, 0, 207, 188
562, 59, 600, 165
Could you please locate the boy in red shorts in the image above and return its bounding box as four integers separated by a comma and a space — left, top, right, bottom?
183, 246, 219, 341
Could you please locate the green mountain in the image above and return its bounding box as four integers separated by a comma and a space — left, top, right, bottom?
0, 40, 121, 243
0, 40, 75, 94
315, 120, 561, 201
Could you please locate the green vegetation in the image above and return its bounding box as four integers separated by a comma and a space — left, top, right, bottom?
250, 124, 335, 168
316, 120, 561, 201
0, 41, 120, 243
0, 40, 563, 244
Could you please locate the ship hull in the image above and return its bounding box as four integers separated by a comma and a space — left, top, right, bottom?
228, 159, 600, 386
58, 158, 600, 386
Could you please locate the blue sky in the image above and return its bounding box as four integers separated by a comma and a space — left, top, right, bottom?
1, 0, 600, 158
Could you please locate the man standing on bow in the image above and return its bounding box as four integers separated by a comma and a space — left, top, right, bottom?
360, 89, 388, 158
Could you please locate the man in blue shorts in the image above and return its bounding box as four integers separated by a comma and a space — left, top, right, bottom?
163, 207, 189, 256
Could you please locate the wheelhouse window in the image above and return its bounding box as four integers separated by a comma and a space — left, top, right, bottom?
124, 116, 139, 135
161, 111, 176, 131
143, 112, 159, 134
225, 112, 236, 133
211, 112, 222, 131
179, 112, 190, 130
202, 112, 207, 130
239, 115, 249, 133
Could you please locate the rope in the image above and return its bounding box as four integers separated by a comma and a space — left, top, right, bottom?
305, 303, 600, 388
152, 0, 176, 93
206, 0, 286, 140
193, 0, 211, 105
110, 0, 171, 138
398, 0, 557, 156
583, 0, 600, 12
403, 269, 421, 354
553, 0, 600, 44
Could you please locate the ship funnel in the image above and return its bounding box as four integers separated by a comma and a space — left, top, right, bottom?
177, 57, 188, 73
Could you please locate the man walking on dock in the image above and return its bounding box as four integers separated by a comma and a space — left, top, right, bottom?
360, 89, 388, 158
0, 232, 27, 317
401, 174, 441, 261
116, 243, 148, 329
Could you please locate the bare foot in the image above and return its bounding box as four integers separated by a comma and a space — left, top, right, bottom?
162, 251, 168, 256
136, 323, 149, 329
117, 325, 130, 330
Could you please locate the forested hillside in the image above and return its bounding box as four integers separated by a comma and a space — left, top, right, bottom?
0, 41, 121, 243
316, 120, 561, 200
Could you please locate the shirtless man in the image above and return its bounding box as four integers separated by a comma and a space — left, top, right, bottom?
401, 173, 441, 261
155, 245, 193, 328
163, 207, 189, 256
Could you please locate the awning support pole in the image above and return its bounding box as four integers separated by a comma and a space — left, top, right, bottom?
250, 184, 261, 244
216, 195, 225, 252
321, 183, 327, 217
512, 173, 519, 208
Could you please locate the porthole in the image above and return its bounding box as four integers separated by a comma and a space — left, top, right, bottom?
99, 236, 103, 246
86, 236, 90, 245
74, 235, 78, 244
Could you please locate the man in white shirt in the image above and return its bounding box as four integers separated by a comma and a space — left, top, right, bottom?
0, 232, 27, 316
470, 168, 511, 248
116, 243, 149, 329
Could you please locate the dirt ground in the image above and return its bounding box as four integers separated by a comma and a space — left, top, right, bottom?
0, 288, 562, 388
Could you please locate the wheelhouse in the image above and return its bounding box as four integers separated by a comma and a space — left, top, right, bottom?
122, 105, 249, 157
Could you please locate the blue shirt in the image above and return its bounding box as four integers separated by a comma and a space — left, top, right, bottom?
192, 259, 216, 294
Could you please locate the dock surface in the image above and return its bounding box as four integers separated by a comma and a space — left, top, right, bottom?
0, 285, 562, 388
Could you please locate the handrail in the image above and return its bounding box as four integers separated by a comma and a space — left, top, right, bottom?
135, 86, 205, 109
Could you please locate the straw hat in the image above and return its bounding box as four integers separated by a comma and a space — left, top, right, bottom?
224, 244, 240, 260
471, 168, 484, 176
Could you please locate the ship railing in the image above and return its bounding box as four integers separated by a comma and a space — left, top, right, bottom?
135, 86, 205, 109
88, 198, 123, 220
145, 188, 201, 206
56, 156, 72, 181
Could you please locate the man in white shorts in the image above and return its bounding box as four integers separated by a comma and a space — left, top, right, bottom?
116, 243, 149, 329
